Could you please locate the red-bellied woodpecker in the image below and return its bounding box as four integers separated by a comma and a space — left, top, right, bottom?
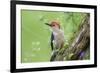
45, 20, 65, 61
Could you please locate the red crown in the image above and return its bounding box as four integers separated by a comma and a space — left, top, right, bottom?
50, 20, 60, 29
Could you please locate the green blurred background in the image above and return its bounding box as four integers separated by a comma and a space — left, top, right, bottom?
21, 10, 87, 63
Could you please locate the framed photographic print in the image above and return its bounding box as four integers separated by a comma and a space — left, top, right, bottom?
10, 0, 97, 72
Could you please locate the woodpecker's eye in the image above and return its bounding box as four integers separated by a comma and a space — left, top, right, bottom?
52, 25, 55, 26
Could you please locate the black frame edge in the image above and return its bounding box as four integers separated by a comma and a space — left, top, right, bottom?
14, 0, 97, 9
10, 1, 16, 73
94, 6, 97, 67
15, 64, 96, 72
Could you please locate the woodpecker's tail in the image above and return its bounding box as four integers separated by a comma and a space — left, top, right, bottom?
50, 50, 58, 61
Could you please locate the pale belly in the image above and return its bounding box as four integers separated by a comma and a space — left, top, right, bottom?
53, 32, 65, 49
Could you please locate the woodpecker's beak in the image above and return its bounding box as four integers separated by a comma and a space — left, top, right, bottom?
45, 23, 52, 27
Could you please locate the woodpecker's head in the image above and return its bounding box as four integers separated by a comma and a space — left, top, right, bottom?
45, 21, 60, 29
